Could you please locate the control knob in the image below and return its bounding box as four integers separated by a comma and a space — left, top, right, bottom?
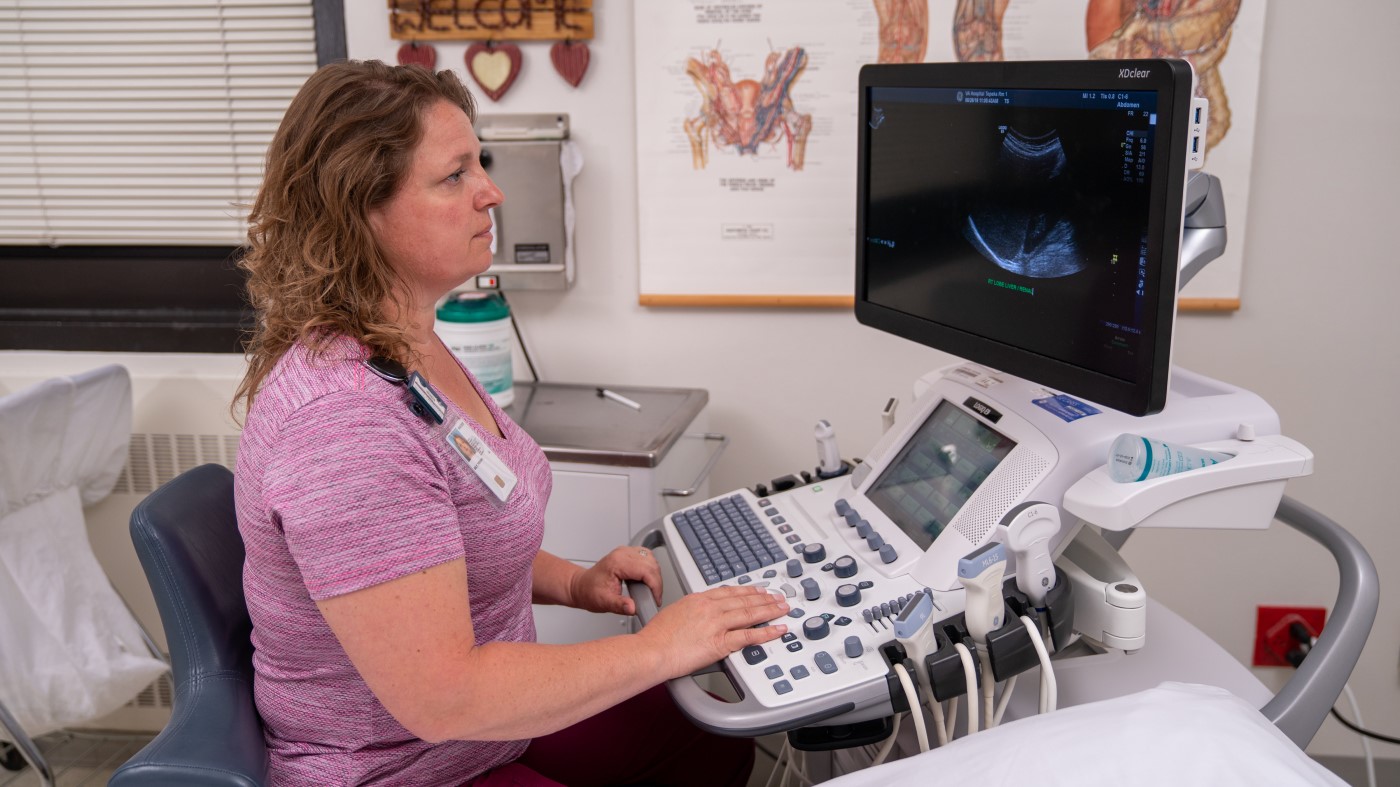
802, 543, 827, 564
836, 583, 861, 607
833, 555, 858, 578
786, 559, 803, 578
802, 617, 830, 640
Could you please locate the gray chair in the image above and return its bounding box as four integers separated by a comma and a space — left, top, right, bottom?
110, 464, 268, 787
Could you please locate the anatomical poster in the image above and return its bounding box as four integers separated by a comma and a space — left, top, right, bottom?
635, 1, 1265, 308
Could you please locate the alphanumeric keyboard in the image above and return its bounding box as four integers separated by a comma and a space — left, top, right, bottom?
670, 495, 787, 584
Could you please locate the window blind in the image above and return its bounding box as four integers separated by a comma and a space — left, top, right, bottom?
0, 0, 318, 246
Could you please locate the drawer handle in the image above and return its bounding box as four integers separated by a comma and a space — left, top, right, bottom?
661, 433, 729, 497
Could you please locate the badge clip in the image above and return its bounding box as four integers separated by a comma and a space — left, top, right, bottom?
363, 356, 446, 425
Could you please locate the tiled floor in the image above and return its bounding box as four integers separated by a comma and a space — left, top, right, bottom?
0, 732, 153, 787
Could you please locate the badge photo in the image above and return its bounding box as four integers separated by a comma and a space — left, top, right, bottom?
446, 419, 518, 502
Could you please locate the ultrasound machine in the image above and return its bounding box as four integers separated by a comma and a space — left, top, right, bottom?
629, 59, 1376, 763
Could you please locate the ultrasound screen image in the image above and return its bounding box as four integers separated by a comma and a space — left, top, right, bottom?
863, 86, 1160, 383
964, 129, 1083, 279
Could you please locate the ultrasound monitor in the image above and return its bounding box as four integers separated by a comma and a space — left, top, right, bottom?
855, 59, 1195, 416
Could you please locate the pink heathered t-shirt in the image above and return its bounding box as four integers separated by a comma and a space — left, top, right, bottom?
234, 337, 552, 786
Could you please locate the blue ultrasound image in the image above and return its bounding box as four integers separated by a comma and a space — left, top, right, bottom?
963, 129, 1085, 279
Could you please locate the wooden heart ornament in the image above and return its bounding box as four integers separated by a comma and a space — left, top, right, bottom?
465, 42, 522, 102
550, 40, 590, 88
396, 41, 436, 70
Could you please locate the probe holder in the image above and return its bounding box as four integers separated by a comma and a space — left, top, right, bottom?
922, 628, 979, 703
986, 571, 1073, 681
922, 572, 1072, 698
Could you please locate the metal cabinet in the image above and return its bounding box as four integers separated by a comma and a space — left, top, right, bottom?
501, 382, 726, 644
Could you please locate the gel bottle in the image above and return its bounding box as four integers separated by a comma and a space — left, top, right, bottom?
1108, 433, 1230, 483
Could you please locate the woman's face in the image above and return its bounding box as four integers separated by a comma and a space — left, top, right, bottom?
370, 99, 504, 310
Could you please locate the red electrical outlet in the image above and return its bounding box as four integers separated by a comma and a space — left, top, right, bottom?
1253, 606, 1326, 667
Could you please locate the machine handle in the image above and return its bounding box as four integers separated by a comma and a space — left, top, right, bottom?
626, 523, 861, 737
1260, 496, 1380, 749
661, 433, 729, 498
627, 525, 721, 675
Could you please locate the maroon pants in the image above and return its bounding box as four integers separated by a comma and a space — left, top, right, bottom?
467, 685, 753, 787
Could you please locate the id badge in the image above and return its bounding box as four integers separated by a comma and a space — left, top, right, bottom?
445, 419, 517, 501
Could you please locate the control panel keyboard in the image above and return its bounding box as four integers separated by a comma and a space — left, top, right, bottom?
671, 495, 787, 584
663, 486, 937, 713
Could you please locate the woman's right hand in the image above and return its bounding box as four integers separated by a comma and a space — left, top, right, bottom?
637, 585, 791, 679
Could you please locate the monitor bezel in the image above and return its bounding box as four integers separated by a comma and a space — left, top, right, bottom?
854, 59, 1194, 416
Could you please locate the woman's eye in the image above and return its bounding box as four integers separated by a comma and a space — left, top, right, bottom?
446, 169, 464, 183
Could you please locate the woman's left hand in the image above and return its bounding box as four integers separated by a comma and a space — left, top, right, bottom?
569, 546, 663, 616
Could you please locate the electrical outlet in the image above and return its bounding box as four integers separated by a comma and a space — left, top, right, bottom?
1253, 606, 1326, 667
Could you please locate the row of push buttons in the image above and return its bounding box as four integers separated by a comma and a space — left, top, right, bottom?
743, 635, 866, 696
759, 497, 812, 559
859, 591, 931, 631
730, 504, 840, 593
833, 498, 899, 564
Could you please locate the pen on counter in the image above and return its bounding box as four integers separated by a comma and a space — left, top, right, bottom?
597, 387, 642, 411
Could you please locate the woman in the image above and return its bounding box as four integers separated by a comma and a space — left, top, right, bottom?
233, 60, 789, 786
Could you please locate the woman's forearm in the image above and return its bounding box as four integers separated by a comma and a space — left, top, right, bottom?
531, 549, 584, 606
422, 634, 667, 742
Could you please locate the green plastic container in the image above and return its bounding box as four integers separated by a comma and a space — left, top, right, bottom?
434, 292, 514, 407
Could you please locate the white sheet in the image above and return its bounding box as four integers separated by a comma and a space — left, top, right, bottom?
0, 365, 168, 740
823, 682, 1344, 787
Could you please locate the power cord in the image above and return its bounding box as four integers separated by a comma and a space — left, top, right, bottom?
892, 663, 930, 753
1021, 614, 1058, 713
1284, 624, 1399, 745
992, 674, 1018, 726
953, 642, 979, 735
869, 713, 903, 767
496, 292, 540, 382
1328, 704, 1400, 747
918, 682, 950, 747
1283, 624, 1388, 787
763, 738, 814, 787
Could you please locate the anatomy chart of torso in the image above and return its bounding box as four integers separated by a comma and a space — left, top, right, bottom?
635, 1, 1265, 306
636, 1, 881, 302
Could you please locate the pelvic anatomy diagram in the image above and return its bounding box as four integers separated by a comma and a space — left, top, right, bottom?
683, 47, 814, 171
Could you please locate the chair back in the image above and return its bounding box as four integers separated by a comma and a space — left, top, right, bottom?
110, 463, 268, 787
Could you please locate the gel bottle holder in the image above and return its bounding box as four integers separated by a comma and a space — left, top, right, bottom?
1108, 433, 1230, 483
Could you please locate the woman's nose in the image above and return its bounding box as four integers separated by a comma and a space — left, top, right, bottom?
479, 175, 505, 209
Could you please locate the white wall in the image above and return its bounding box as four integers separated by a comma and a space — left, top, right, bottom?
1, 0, 1391, 760
1120, 2, 1400, 758
343, 1, 1400, 758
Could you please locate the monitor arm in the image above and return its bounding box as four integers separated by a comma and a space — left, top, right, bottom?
1178, 171, 1227, 291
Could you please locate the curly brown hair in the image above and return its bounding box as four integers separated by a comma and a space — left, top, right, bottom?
233, 60, 476, 418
